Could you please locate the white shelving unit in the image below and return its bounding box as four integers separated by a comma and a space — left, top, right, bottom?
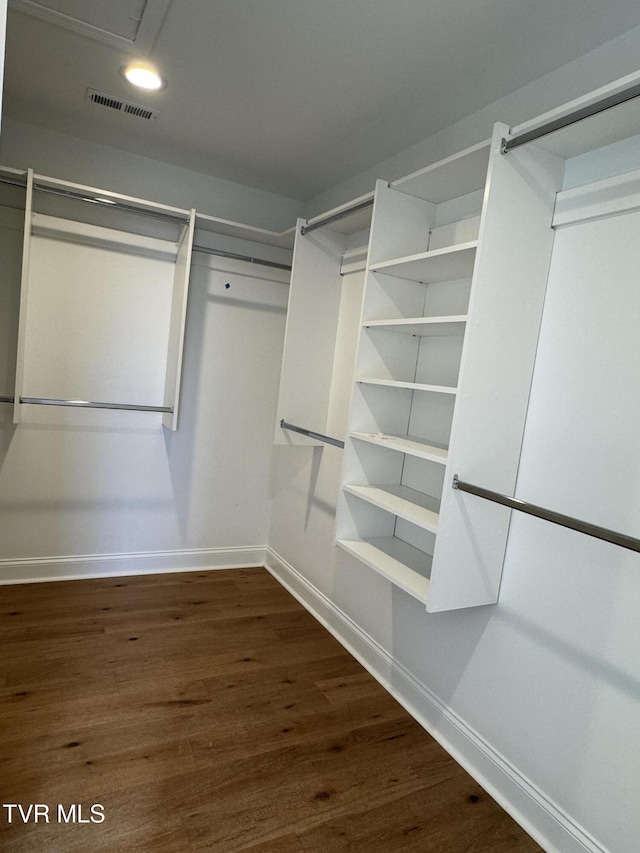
336, 142, 490, 610
13, 171, 196, 430
274, 193, 373, 446
337, 127, 562, 611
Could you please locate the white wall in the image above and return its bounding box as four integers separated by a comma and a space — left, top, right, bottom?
304, 22, 640, 218
0, 118, 302, 231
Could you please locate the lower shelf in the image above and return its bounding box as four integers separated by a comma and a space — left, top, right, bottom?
336, 537, 432, 604
343, 483, 440, 532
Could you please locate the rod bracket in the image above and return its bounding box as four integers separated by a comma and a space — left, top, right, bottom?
452, 474, 460, 490
500, 137, 508, 155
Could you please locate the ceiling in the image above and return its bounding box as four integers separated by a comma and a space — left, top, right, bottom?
4, 0, 640, 201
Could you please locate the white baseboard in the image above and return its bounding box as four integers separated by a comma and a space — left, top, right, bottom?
0, 546, 267, 585
265, 547, 606, 853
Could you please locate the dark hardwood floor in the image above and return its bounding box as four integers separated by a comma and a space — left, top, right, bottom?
0, 568, 543, 852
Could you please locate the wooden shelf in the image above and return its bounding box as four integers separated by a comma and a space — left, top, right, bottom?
357, 378, 457, 394
336, 537, 432, 604
350, 431, 448, 464
390, 141, 490, 204
343, 483, 440, 532
371, 241, 477, 283
363, 316, 467, 336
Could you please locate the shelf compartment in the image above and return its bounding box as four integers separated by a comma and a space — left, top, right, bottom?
357, 377, 457, 394
390, 141, 490, 204
336, 537, 432, 604
371, 242, 477, 283
350, 431, 448, 464
363, 316, 467, 336
343, 483, 440, 532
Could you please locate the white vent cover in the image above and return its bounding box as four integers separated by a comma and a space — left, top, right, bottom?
87, 89, 160, 121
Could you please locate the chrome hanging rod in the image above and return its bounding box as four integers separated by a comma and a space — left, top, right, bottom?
502, 79, 640, 153
33, 184, 189, 225
192, 245, 292, 271
280, 419, 345, 449
300, 198, 374, 236
20, 397, 173, 414
0, 174, 188, 224
452, 475, 640, 554
0, 395, 14, 404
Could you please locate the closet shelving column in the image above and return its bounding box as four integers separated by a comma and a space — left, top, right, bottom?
336, 142, 492, 609
275, 194, 373, 447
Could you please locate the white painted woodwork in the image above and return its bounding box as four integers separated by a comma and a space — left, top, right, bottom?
337, 144, 489, 607
429, 124, 565, 611
371, 242, 477, 282
363, 316, 467, 336
391, 141, 490, 203
350, 432, 448, 464
552, 166, 640, 228
13, 172, 196, 430
343, 484, 440, 532
274, 219, 345, 446
163, 211, 196, 430
274, 206, 372, 446
336, 537, 432, 604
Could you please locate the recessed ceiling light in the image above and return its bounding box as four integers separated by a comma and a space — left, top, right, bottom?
122, 63, 165, 91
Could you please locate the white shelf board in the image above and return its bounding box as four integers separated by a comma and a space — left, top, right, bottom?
304, 191, 374, 236
371, 242, 477, 283
350, 431, 448, 464
336, 537, 431, 604
391, 141, 490, 204
507, 71, 640, 161
357, 377, 457, 395
343, 483, 440, 532
363, 315, 467, 336
195, 211, 295, 249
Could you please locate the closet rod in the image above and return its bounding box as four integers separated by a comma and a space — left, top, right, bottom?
33, 184, 189, 225
0, 395, 14, 403
0, 174, 188, 225
501, 79, 640, 153
20, 397, 173, 414
280, 419, 345, 449
300, 198, 374, 236
452, 475, 640, 554
192, 245, 292, 271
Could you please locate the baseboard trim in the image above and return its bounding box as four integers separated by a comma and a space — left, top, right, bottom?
0, 546, 267, 585
265, 547, 606, 853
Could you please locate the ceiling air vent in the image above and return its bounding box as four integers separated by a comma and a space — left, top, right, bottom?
87, 89, 159, 121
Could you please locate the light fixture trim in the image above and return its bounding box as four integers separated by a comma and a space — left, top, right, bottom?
122, 63, 165, 91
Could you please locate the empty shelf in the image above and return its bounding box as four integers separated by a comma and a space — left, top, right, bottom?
343, 483, 440, 532
371, 241, 477, 283
337, 537, 432, 604
363, 316, 467, 336
350, 432, 448, 464
357, 378, 457, 394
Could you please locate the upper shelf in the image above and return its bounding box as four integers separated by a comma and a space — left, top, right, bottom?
506, 70, 640, 161
363, 316, 467, 336
391, 141, 490, 203
371, 242, 477, 283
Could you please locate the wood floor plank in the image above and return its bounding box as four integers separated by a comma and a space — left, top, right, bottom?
0, 568, 542, 853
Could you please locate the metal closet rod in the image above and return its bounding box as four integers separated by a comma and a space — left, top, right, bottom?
0, 174, 189, 225
502, 78, 640, 153
280, 419, 345, 449
18, 397, 173, 414
0, 175, 292, 272
452, 475, 640, 554
192, 244, 291, 271
300, 198, 374, 236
